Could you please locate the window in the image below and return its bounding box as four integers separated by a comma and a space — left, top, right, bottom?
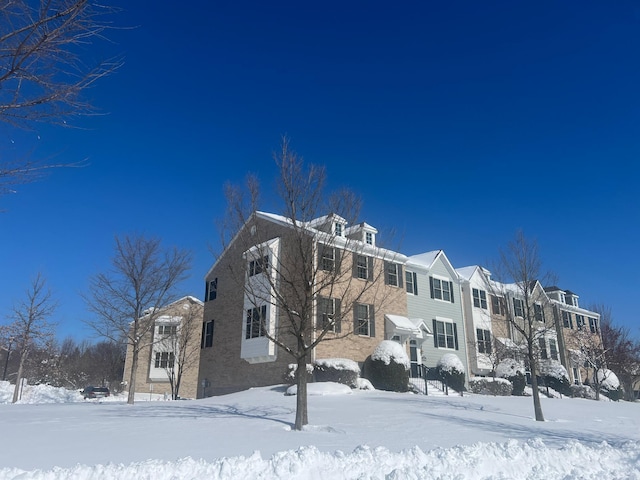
365, 232, 373, 245
589, 317, 599, 334
354, 255, 372, 280
538, 338, 548, 360
534, 303, 545, 323
205, 278, 217, 301
576, 314, 585, 330
154, 352, 175, 369
562, 311, 573, 329
320, 246, 336, 272
472, 288, 487, 309
385, 262, 402, 287
318, 297, 341, 332
354, 303, 374, 336
430, 277, 454, 303
572, 367, 580, 385
158, 325, 177, 336
245, 305, 267, 339
513, 298, 524, 317
476, 329, 492, 354
405, 271, 418, 295
491, 295, 504, 315
248, 256, 269, 277
335, 222, 343, 237
201, 320, 214, 348
549, 339, 558, 360
433, 319, 458, 349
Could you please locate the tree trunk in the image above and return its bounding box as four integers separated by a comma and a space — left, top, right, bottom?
127, 346, 138, 404
294, 355, 308, 430
12, 354, 26, 404
528, 354, 545, 421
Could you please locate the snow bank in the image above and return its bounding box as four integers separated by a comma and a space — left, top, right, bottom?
2, 439, 639, 480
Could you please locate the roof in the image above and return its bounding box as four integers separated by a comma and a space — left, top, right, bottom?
408, 250, 441, 269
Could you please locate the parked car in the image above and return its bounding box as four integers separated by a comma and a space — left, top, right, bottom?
81, 386, 110, 399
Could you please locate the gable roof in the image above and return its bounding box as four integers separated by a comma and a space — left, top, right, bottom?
407, 249, 460, 280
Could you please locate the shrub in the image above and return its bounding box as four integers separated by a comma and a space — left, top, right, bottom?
570, 384, 596, 399
284, 363, 313, 385
363, 340, 410, 392
495, 359, 526, 396
539, 361, 571, 397
314, 358, 360, 388
468, 377, 512, 396
436, 353, 465, 392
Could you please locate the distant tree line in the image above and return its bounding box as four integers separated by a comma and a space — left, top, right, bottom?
1, 332, 125, 392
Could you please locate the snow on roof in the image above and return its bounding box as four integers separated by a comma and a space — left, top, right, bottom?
385, 314, 421, 334
456, 266, 478, 281
408, 250, 441, 268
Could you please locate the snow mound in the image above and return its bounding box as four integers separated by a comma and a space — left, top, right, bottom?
2, 440, 639, 480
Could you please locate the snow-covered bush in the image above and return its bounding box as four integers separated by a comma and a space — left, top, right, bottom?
468, 377, 512, 396
539, 361, 571, 397
364, 340, 410, 392
436, 353, 465, 392
314, 358, 360, 388
495, 359, 526, 396
284, 363, 314, 385
597, 369, 623, 401
570, 384, 597, 399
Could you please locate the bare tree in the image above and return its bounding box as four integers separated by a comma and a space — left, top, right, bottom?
0, 0, 121, 196
83, 235, 192, 404
7, 273, 57, 403
160, 300, 203, 400
596, 305, 640, 401
489, 231, 557, 421
221, 136, 401, 430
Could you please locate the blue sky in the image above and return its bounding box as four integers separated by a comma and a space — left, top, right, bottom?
2, 1, 639, 342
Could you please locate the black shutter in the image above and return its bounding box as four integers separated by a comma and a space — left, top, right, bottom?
204, 282, 209, 302
398, 265, 404, 288
453, 323, 459, 350
413, 273, 418, 295
318, 245, 324, 270
201, 322, 206, 348
433, 319, 438, 348
450, 281, 454, 303
316, 297, 323, 329
354, 304, 359, 334
352, 254, 358, 278
335, 249, 341, 273
384, 261, 390, 285
369, 305, 375, 337
335, 299, 342, 333
368, 257, 374, 281
429, 277, 434, 298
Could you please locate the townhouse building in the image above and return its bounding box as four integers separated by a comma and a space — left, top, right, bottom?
544, 286, 602, 385
197, 211, 427, 397
405, 250, 469, 380
123, 296, 203, 399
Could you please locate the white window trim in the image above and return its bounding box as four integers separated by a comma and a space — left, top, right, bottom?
434, 316, 456, 350
431, 275, 453, 303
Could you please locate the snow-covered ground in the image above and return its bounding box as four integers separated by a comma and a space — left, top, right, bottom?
0, 380, 639, 479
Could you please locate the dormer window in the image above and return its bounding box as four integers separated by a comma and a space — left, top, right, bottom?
365, 232, 373, 245
335, 222, 343, 237
560, 293, 566, 304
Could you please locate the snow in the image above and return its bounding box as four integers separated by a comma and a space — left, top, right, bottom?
598, 369, 621, 390
539, 360, 569, 380
371, 340, 410, 369
436, 352, 465, 373
1, 381, 640, 479
496, 358, 525, 378
314, 358, 360, 372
